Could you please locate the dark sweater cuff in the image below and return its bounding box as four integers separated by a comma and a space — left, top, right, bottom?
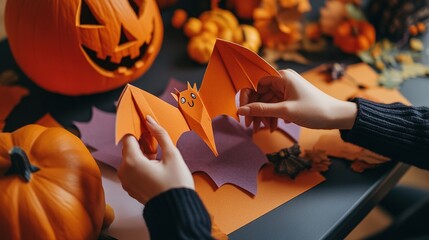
340, 98, 429, 169
143, 188, 213, 240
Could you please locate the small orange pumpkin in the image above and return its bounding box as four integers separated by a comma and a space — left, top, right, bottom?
0, 125, 106, 239
333, 20, 376, 54
5, 0, 163, 95
227, 0, 261, 19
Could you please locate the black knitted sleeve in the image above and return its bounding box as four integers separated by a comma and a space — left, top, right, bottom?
340, 98, 429, 170
143, 188, 214, 240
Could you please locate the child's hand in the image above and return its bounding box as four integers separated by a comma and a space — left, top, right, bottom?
238, 69, 357, 130
118, 116, 194, 204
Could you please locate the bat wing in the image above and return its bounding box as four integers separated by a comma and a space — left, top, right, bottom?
199, 39, 280, 121
116, 84, 190, 154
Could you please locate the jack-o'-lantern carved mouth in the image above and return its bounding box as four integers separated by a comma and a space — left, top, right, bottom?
81, 26, 155, 75
77, 0, 159, 76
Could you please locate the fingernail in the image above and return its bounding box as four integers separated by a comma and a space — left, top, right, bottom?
237, 106, 250, 115
146, 115, 157, 125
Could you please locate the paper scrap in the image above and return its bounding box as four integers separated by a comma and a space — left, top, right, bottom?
313, 133, 390, 166
195, 166, 325, 234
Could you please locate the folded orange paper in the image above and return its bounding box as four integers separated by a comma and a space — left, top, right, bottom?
116, 39, 280, 156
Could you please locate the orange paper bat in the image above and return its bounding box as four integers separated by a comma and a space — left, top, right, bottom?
116, 39, 280, 156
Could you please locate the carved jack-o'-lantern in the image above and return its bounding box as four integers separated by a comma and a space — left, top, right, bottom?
5, 0, 163, 95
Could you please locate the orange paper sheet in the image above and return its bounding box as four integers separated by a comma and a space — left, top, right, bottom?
195, 128, 325, 234
302, 63, 383, 101
195, 168, 324, 234
313, 133, 389, 164
302, 66, 359, 100
345, 63, 379, 88
354, 87, 411, 105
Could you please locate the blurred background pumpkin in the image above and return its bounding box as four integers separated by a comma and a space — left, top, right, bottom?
5, 0, 163, 95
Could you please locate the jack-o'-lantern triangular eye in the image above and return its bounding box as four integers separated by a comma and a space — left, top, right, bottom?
118, 26, 137, 46
128, 0, 145, 17
79, 0, 103, 26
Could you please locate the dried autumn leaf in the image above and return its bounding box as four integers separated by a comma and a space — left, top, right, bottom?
254, 0, 308, 50
320, 0, 348, 36
313, 134, 390, 172
409, 38, 424, 51
303, 148, 332, 172
262, 47, 309, 69
345, 3, 365, 20
401, 63, 429, 79
278, 0, 311, 13
379, 69, 403, 89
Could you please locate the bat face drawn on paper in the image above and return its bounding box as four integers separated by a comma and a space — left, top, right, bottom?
116, 39, 280, 156
171, 83, 217, 155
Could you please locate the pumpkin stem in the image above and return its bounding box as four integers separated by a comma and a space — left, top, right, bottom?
5, 147, 40, 182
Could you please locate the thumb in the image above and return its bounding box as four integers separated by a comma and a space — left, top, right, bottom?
145, 115, 177, 156
237, 102, 286, 119
122, 135, 146, 160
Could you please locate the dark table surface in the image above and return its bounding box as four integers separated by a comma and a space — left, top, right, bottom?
2, 3, 429, 240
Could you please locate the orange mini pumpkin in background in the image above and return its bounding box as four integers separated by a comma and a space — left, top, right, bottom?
0, 125, 107, 239
5, 0, 163, 95
333, 20, 375, 54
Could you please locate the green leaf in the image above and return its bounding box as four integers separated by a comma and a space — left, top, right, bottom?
379, 69, 403, 89
358, 51, 374, 64
346, 4, 365, 20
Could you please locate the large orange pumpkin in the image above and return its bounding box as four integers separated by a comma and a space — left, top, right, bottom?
333, 20, 375, 54
5, 0, 163, 95
0, 125, 106, 239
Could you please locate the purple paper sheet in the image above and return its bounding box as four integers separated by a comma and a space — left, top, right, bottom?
178, 116, 266, 195
74, 107, 122, 169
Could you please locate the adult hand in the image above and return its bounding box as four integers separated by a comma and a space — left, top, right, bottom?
118, 116, 194, 204
238, 69, 357, 130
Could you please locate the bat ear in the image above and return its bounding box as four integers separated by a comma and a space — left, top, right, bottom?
174, 88, 180, 95
170, 92, 179, 102
187, 82, 192, 89
193, 83, 198, 91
